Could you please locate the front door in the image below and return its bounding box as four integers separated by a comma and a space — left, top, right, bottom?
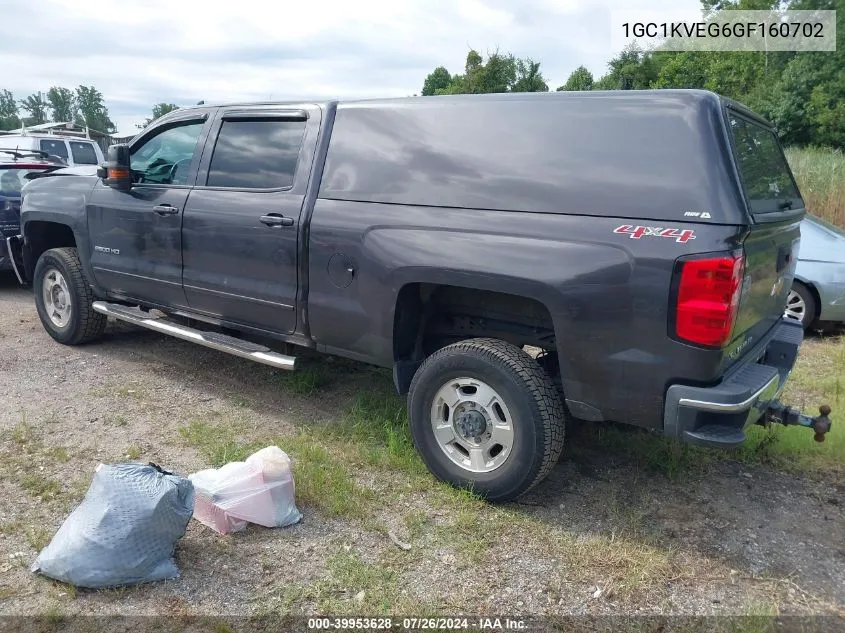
87, 114, 211, 307
182, 106, 321, 334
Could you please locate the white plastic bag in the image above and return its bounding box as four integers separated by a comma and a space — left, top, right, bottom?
32, 462, 194, 588
189, 446, 301, 534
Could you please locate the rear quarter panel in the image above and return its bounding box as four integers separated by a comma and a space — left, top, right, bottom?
308, 200, 743, 428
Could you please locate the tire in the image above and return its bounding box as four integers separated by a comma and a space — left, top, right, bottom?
785, 282, 816, 330
33, 247, 107, 345
407, 338, 565, 502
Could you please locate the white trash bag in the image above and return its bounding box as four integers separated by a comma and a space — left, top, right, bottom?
189, 446, 301, 534
32, 462, 194, 588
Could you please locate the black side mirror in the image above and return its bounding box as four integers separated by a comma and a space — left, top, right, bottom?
101, 144, 132, 191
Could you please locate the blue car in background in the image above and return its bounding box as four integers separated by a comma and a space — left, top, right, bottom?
786, 214, 845, 330
1, 150, 66, 275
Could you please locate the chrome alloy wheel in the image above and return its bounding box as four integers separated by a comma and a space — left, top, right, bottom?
784, 289, 806, 324
430, 377, 515, 473
42, 267, 73, 328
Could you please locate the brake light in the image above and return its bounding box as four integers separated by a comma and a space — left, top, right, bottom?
675, 254, 744, 347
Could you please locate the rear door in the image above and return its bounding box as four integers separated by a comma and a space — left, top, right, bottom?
182, 105, 321, 334
726, 108, 803, 347
86, 110, 213, 307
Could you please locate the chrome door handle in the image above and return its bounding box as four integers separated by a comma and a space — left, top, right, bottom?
260, 214, 294, 227
153, 204, 179, 216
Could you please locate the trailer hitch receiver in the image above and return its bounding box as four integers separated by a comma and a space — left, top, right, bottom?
760, 403, 832, 442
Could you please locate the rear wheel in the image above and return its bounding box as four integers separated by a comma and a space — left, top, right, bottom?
785, 282, 816, 329
33, 247, 106, 345
408, 338, 565, 502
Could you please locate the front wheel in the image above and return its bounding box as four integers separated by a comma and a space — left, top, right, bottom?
408, 338, 565, 502
33, 247, 107, 345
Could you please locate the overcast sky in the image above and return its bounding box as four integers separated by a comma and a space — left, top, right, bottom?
3, 0, 700, 135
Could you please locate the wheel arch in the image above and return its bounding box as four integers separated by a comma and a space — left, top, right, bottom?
390, 277, 567, 394
791, 276, 821, 322
22, 220, 78, 281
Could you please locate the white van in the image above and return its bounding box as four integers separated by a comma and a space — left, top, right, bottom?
0, 134, 104, 167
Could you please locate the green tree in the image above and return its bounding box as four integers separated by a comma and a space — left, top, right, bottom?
652, 51, 709, 89
19, 92, 49, 125
766, 0, 845, 146
421, 66, 452, 96
557, 66, 594, 91
423, 50, 548, 96
472, 51, 516, 93
138, 103, 180, 129
0, 89, 20, 130
413, 0, 845, 148
598, 43, 660, 90
512, 58, 549, 92
47, 87, 76, 122
75, 85, 115, 133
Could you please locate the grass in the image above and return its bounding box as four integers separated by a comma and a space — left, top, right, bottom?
332, 390, 427, 477
46, 446, 70, 462
124, 444, 142, 461
19, 473, 63, 500
12, 420, 36, 445
277, 434, 376, 517
257, 549, 440, 617
25, 525, 52, 551
0, 586, 18, 600
786, 146, 845, 228
570, 423, 713, 480
110, 415, 129, 427
180, 333, 841, 528
178, 419, 260, 467
176, 332, 843, 613
0, 519, 24, 535
746, 335, 844, 475
3, 417, 73, 503
274, 363, 331, 396
177, 419, 375, 518
90, 381, 149, 401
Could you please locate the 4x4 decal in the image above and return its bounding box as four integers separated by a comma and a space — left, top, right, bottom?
613, 225, 696, 244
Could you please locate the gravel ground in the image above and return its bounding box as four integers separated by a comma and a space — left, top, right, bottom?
0, 272, 843, 621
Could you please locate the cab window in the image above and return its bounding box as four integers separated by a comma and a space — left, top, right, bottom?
39, 139, 69, 161
70, 141, 98, 165
130, 122, 204, 185
206, 118, 305, 189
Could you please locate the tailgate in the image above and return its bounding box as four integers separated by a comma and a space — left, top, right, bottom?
733, 219, 800, 342
725, 107, 804, 350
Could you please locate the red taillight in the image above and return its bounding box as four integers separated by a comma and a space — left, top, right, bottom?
675, 254, 744, 348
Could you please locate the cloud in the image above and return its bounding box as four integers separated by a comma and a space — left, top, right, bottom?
2, 0, 699, 134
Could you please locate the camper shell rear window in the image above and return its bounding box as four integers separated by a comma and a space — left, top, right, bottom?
726, 111, 803, 215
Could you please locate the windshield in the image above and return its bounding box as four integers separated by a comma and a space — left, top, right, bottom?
727, 112, 803, 214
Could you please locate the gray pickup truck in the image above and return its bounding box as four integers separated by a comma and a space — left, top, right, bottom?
7, 89, 831, 501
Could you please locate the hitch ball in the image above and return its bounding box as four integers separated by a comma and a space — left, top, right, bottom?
812, 405, 832, 443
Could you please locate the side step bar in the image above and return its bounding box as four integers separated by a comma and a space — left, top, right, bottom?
92, 301, 296, 371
